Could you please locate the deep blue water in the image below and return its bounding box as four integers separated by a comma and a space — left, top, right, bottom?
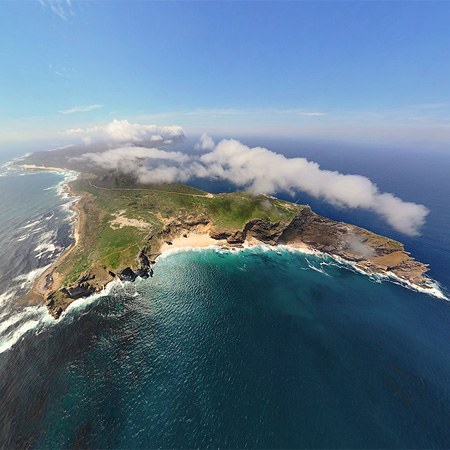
189, 137, 450, 291
0, 141, 450, 448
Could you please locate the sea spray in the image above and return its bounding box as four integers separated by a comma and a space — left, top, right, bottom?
0, 166, 80, 353
157, 244, 448, 300
7, 247, 450, 448
0, 305, 56, 354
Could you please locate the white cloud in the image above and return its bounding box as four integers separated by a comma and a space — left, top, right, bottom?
66, 119, 185, 147
72, 146, 189, 177
295, 112, 326, 117
38, 0, 73, 20
195, 133, 215, 151
66, 127, 84, 134
59, 104, 103, 115
345, 234, 375, 258
49, 64, 75, 78
75, 134, 429, 236
198, 139, 429, 236
137, 107, 326, 121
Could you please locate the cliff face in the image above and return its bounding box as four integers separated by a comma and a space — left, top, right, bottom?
151, 205, 430, 291
44, 206, 430, 319
227, 206, 430, 288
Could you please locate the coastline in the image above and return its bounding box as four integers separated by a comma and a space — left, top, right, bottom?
157, 238, 448, 301
20, 166, 446, 318
33, 189, 81, 299
24, 168, 81, 303
17, 164, 78, 175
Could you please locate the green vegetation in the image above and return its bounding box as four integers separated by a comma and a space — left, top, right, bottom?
56, 177, 301, 286
204, 193, 298, 228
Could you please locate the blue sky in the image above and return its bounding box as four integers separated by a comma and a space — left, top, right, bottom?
1, 1, 450, 147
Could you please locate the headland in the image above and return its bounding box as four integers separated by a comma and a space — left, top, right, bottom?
15, 152, 437, 318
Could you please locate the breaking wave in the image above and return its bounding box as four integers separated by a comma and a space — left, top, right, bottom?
157, 244, 448, 300
0, 164, 79, 353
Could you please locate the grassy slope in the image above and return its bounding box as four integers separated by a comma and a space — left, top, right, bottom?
58, 178, 301, 286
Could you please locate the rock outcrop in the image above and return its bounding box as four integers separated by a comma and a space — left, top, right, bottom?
209, 228, 232, 240
44, 206, 431, 319
226, 230, 245, 245
45, 247, 155, 318
208, 206, 430, 288
243, 218, 285, 244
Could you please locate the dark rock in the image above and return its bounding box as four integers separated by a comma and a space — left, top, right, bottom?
138, 249, 150, 269
66, 284, 97, 299
108, 270, 116, 278
79, 273, 95, 283
278, 207, 315, 243
133, 249, 154, 279
166, 240, 173, 245
185, 215, 209, 226
210, 228, 232, 240
243, 218, 284, 243
227, 231, 245, 244
278, 207, 345, 251
119, 267, 137, 282
44, 271, 54, 290
136, 269, 149, 279
45, 298, 54, 308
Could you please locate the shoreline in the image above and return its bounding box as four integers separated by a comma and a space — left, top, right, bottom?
50, 237, 449, 323
27, 170, 82, 302
20, 165, 447, 317
156, 238, 448, 301
17, 164, 79, 175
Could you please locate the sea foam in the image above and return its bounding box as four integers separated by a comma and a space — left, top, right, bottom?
157, 244, 448, 301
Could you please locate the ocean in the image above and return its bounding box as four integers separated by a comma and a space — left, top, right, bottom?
1, 141, 450, 448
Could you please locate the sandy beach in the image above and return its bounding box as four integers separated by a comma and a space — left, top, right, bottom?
159, 231, 313, 254
25, 170, 445, 312
17, 164, 76, 174
159, 233, 224, 253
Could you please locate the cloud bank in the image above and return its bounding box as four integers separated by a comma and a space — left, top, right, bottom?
198, 139, 429, 236
195, 133, 215, 151
75, 131, 429, 236
73, 147, 189, 182
66, 119, 185, 146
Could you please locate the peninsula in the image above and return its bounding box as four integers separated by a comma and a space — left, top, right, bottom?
18, 148, 434, 318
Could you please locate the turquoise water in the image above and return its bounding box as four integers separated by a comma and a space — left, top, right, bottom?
2, 248, 450, 448
1, 148, 450, 448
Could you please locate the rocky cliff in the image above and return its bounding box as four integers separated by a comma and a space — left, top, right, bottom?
207, 206, 429, 287
44, 206, 430, 319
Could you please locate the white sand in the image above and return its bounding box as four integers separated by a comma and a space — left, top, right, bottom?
159, 232, 312, 254
18, 164, 73, 173
159, 233, 223, 253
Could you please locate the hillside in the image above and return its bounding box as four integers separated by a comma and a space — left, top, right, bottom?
17, 145, 433, 318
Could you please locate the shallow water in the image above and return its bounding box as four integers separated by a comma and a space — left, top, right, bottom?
1, 145, 450, 448
2, 248, 450, 448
